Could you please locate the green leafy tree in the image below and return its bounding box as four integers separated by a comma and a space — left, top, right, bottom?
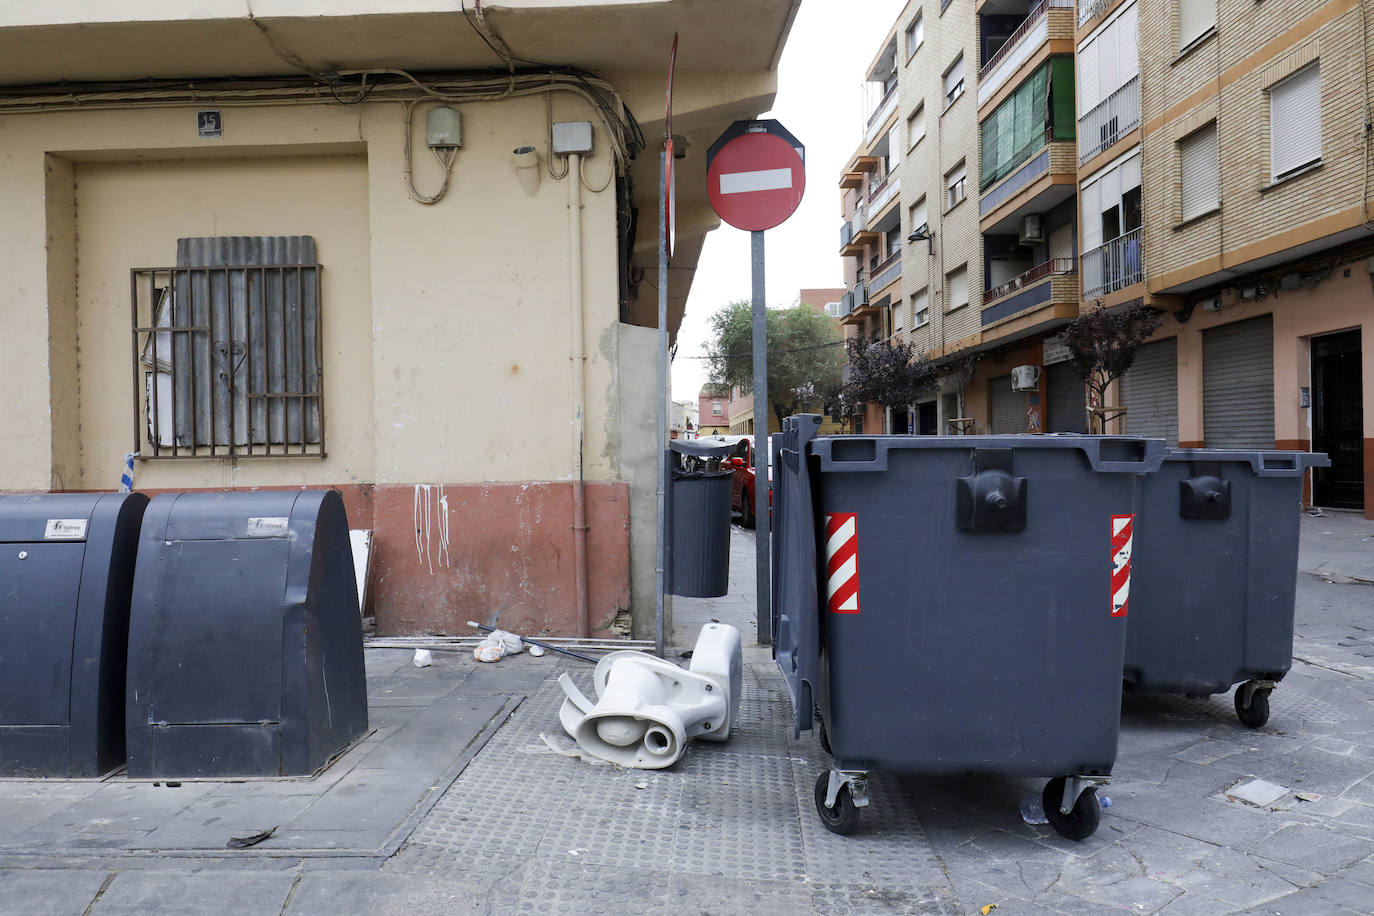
704, 300, 844, 429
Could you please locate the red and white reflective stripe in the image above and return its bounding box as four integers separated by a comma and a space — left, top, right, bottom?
825, 513, 860, 614
1110, 514, 1134, 618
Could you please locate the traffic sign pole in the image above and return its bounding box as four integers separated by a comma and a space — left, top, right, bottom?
705, 118, 805, 649
751, 229, 769, 647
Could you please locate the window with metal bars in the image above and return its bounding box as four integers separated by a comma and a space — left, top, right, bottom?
132, 236, 324, 458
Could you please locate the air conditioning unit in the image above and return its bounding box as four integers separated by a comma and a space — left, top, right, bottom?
1018, 214, 1043, 245
1011, 365, 1041, 391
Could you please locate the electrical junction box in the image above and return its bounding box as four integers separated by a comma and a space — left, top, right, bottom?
552, 121, 594, 155
426, 107, 463, 149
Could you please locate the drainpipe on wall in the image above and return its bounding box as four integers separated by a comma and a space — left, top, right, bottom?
568, 152, 591, 638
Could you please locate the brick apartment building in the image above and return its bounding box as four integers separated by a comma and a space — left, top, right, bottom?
838, 0, 1370, 517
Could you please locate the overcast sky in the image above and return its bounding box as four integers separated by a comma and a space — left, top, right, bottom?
669, 0, 909, 402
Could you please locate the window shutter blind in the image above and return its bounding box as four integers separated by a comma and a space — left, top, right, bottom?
1081, 180, 1103, 251
912, 289, 928, 325
948, 163, 966, 204
1178, 0, 1215, 50
945, 55, 964, 102
909, 105, 926, 146
1120, 4, 1139, 81
1179, 122, 1218, 221
1270, 62, 1321, 179
1122, 150, 1142, 192
911, 197, 927, 232
948, 266, 969, 310
1097, 28, 1118, 104
1080, 39, 1100, 111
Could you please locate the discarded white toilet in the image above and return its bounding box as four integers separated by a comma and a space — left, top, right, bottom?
557, 623, 743, 769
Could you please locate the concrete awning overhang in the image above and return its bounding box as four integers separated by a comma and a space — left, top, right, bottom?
0, 1, 801, 85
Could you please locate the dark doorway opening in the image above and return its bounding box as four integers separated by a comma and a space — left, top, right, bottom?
1312, 330, 1363, 509
917, 402, 938, 435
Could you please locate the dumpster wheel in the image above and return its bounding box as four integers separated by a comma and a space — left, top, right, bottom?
814, 771, 864, 835
1234, 681, 1273, 729
1042, 776, 1102, 841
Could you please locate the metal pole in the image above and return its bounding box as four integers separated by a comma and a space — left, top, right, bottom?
654, 150, 669, 658
751, 229, 770, 647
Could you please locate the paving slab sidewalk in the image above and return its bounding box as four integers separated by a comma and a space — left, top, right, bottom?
2, 523, 1373, 915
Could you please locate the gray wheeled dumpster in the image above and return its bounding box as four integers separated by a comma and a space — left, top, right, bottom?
126, 489, 368, 778
773, 415, 1165, 840
0, 492, 148, 777
1124, 448, 1331, 728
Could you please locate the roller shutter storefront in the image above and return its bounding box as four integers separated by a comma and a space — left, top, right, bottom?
1203, 315, 1274, 448
989, 375, 1024, 433
1121, 337, 1178, 444
1046, 362, 1087, 433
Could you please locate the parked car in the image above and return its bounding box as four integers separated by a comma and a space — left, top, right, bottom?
698, 434, 771, 528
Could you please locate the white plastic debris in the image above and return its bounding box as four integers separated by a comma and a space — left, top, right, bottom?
412, 649, 433, 668
1227, 778, 1288, 807
1019, 795, 1048, 824
527, 644, 547, 658
474, 629, 524, 663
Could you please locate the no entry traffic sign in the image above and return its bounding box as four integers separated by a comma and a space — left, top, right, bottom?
706, 121, 806, 232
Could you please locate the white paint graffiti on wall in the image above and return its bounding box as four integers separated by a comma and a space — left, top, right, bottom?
413, 484, 452, 574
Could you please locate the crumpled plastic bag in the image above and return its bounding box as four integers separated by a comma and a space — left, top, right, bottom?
474, 629, 524, 663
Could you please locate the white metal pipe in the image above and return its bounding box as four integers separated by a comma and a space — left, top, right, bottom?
568, 152, 590, 638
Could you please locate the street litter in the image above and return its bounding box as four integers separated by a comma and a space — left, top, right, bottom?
467, 621, 598, 663
226, 826, 277, 849
473, 629, 524, 663
1019, 795, 1049, 824
1296, 792, 1322, 802
1226, 778, 1289, 807
556, 623, 742, 768
412, 649, 433, 668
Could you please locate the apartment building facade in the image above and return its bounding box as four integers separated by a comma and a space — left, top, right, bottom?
840, 0, 1370, 517
839, 0, 985, 435
0, 0, 804, 637
1120, 0, 1370, 515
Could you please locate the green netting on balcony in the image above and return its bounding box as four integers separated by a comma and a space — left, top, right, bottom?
979, 57, 1076, 191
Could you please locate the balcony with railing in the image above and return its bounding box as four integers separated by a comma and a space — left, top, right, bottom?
840, 215, 878, 257
980, 258, 1079, 335
864, 82, 899, 147
1078, 76, 1139, 165
838, 280, 873, 324
977, 0, 1074, 107
869, 251, 902, 298
1081, 227, 1142, 300
865, 173, 900, 222
1077, 0, 1116, 28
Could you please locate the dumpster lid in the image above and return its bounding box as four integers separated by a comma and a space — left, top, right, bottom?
0, 493, 107, 543
670, 439, 733, 459
1165, 447, 1331, 476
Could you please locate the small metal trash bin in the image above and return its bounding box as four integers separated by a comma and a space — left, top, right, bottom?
1125, 448, 1330, 728
668, 439, 734, 598
0, 492, 148, 777
126, 489, 368, 778
773, 415, 1166, 840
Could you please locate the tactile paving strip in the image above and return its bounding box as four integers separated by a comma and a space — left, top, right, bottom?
400, 663, 954, 912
